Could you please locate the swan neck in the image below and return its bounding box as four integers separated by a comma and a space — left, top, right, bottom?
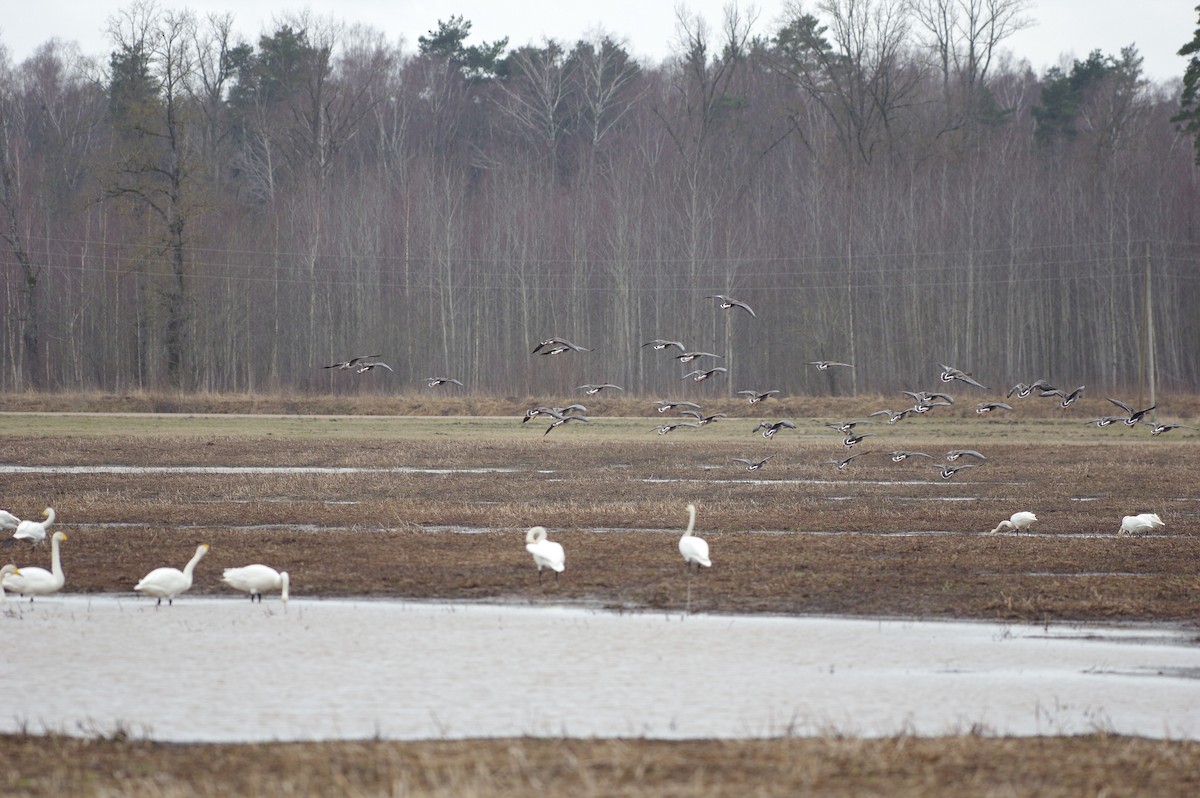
684, 504, 696, 536
280, 572, 290, 602
50, 534, 63, 578
43, 508, 56, 527
183, 548, 207, 577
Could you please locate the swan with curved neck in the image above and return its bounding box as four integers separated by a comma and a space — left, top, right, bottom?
222, 564, 290, 605
989, 511, 1038, 535
135, 544, 209, 607
678, 504, 711, 569
2, 531, 66, 601
0, 564, 21, 600
11, 508, 55, 547
524, 526, 565, 578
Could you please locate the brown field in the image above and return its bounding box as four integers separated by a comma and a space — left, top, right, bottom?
2, 401, 1198, 796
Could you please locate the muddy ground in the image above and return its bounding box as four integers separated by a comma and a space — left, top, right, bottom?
2, 413, 1198, 796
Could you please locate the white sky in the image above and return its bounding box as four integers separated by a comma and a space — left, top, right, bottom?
0, 0, 1193, 83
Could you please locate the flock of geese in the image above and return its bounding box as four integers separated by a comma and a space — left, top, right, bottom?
1, 293, 1185, 602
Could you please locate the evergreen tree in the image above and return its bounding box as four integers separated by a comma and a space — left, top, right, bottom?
1172, 4, 1200, 164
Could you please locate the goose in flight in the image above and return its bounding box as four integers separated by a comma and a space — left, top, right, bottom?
944, 449, 987, 462
1086, 415, 1127, 427
733, 456, 773, 470
869, 408, 911, 424
523, 404, 587, 423
1148, 422, 1194, 436
532, 337, 590, 355
1007, 379, 1055, 398
642, 339, 686, 351
675, 351, 723, 363
654, 400, 701, 413
544, 415, 590, 435
705, 294, 756, 317
1117, 512, 1164, 537
808, 360, 854, 370
654, 421, 700, 435
355, 361, 393, 373
578, 383, 623, 395
1040, 385, 1084, 408
826, 420, 868, 433
938, 364, 987, 389
827, 451, 874, 471
682, 366, 727, 382
737, 389, 780, 403
889, 450, 933, 462
974, 401, 1013, 414
696, 412, 727, 425
903, 390, 955, 408
753, 419, 797, 439
842, 432, 876, 448
932, 462, 979, 479
1107, 397, 1156, 426
323, 355, 380, 370
426, 377, 463, 387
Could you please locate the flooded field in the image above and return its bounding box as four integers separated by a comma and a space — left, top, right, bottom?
3, 596, 1197, 743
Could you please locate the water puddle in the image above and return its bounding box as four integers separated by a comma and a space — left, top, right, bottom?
2, 597, 1196, 743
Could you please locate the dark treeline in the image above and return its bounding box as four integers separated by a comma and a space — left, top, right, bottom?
1, 0, 1198, 399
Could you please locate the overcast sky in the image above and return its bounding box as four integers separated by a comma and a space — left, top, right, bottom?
0, 0, 1193, 83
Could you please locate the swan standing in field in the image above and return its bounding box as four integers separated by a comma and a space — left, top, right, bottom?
0, 564, 20, 600
679, 503, 711, 570
222, 564, 290, 605
524, 526, 565, 579
1117, 513, 1165, 537
9, 508, 55, 547
135, 544, 209, 607
990, 512, 1038, 534
2, 531, 66, 602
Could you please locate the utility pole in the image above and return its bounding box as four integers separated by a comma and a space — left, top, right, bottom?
1144, 242, 1157, 419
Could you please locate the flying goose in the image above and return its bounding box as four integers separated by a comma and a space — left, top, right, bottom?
355, 361, 393, 373
654, 400, 701, 413
889, 450, 933, 462
827, 451, 874, 471
869, 408, 911, 424
578, 383, 623, 395
974, 401, 1013, 414
323, 355, 380, 370
1007, 379, 1055, 399
938, 364, 987, 389
931, 462, 979, 479
808, 360, 854, 370
737, 389, 780, 403
944, 449, 987, 462
1148, 422, 1194, 436
654, 421, 700, 435
674, 351, 723, 363
696, 412, 727, 425
842, 432, 876, 448
1107, 397, 1156, 426
1040, 385, 1084, 408
682, 367, 727, 382
826, 420, 869, 433
733, 456, 773, 471
532, 337, 590, 355
426, 377, 464, 387
1086, 415, 1127, 427
544, 415, 590, 435
642, 339, 686, 351
705, 294, 756, 317
753, 419, 797, 439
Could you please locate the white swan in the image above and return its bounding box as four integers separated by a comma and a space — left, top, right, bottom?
222, 564, 290, 604
1117, 513, 1165, 537
135, 544, 209, 606
679, 503, 711, 569
1, 531, 66, 601
524, 526, 565, 578
0, 510, 20, 530
11, 507, 55, 546
0, 564, 20, 600
989, 511, 1038, 534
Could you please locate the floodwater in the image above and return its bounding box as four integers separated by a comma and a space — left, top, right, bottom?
3, 596, 1198, 743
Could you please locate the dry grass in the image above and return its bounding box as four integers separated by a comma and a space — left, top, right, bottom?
3, 409, 1199, 795
2, 734, 1199, 797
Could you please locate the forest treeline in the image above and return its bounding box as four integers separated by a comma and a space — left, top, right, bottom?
1, 0, 1198, 400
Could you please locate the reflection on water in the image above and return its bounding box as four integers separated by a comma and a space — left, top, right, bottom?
2, 597, 1197, 743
